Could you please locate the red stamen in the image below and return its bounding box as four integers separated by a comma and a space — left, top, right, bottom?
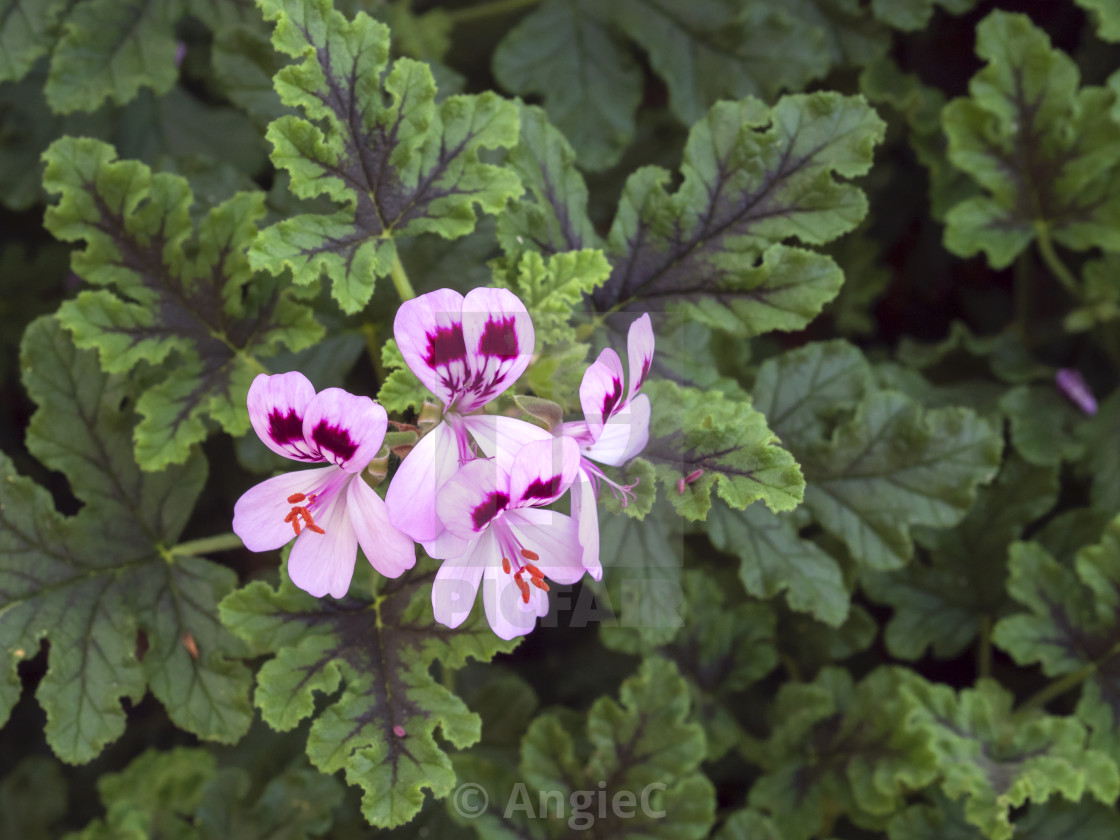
514, 574, 530, 603
520, 548, 539, 561
287, 492, 306, 503
284, 510, 296, 523
307, 523, 325, 534
502, 557, 511, 574
530, 577, 549, 592
525, 564, 544, 579
291, 516, 302, 535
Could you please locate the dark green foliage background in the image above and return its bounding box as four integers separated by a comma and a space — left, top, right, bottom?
3, 0, 1120, 838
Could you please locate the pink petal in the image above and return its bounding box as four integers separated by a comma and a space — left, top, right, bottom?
302, 388, 387, 472
506, 507, 585, 585
347, 478, 416, 578
432, 533, 490, 629
463, 414, 552, 473
287, 487, 358, 598
385, 421, 462, 542
571, 471, 602, 581
457, 287, 535, 413
394, 288, 468, 407
436, 458, 510, 541
233, 465, 338, 552
509, 437, 580, 508
626, 313, 655, 401
482, 561, 548, 640
247, 372, 320, 462
579, 348, 625, 434
582, 393, 650, 467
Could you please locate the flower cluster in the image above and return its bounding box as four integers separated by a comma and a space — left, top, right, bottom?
233, 288, 654, 639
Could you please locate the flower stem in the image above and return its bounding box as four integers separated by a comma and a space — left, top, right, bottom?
448, 0, 540, 23
172, 533, 245, 556
1033, 221, 1081, 300
1018, 640, 1120, 714
389, 250, 416, 302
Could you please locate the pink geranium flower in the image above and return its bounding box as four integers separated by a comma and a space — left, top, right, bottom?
386, 288, 535, 545
430, 437, 586, 640
559, 314, 655, 579
233, 372, 415, 597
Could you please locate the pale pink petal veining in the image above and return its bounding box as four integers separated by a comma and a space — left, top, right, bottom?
570, 471, 602, 581
582, 393, 651, 467
302, 388, 387, 472
431, 534, 490, 629
508, 437, 580, 508
462, 414, 552, 473
385, 421, 462, 542
506, 507, 585, 585
626, 313, 655, 402
287, 491, 358, 598
394, 288, 468, 407
482, 561, 548, 640
232, 465, 338, 552
436, 458, 509, 541
579, 349, 626, 433
347, 478, 416, 578
247, 372, 319, 461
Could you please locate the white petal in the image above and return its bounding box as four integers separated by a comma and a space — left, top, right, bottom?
232, 466, 338, 552
436, 458, 510, 540
457, 287, 534, 413
626, 313, 655, 401
506, 508, 585, 585
347, 478, 416, 578
571, 471, 602, 581
579, 349, 625, 434
247, 372, 320, 462
482, 562, 547, 640
509, 437, 580, 508
394, 288, 468, 407
287, 488, 358, 598
432, 533, 491, 629
302, 388, 387, 472
463, 414, 552, 473
385, 422, 462, 542
582, 394, 650, 467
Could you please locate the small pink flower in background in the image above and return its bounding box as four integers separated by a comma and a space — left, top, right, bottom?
430, 437, 586, 640
233, 372, 415, 598
558, 314, 655, 580
1056, 368, 1098, 415
386, 288, 535, 546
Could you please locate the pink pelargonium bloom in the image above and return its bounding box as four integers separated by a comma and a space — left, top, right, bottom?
430, 436, 586, 640
386, 288, 535, 544
233, 372, 415, 598
559, 314, 655, 580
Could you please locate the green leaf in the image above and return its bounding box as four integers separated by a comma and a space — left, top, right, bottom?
0, 0, 66, 84
707, 502, 849, 626
219, 558, 518, 829
1077, 390, 1120, 514
249, 0, 522, 313
784, 0, 890, 69
211, 22, 295, 131
506, 658, 715, 838
1075, 0, 1120, 41
495, 249, 611, 346
640, 380, 805, 521
870, 0, 978, 32
0, 317, 252, 764
0, 756, 67, 840
864, 455, 1059, 660
890, 790, 1120, 840
750, 667, 937, 840
591, 93, 886, 332
493, 0, 641, 171
754, 340, 1003, 570
905, 678, 1120, 840
608, 0, 829, 125
713, 809, 786, 840
43, 137, 321, 470
993, 518, 1120, 756
377, 338, 429, 415
942, 11, 1120, 267
999, 385, 1086, 466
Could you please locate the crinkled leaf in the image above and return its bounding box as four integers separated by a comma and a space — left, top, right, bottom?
750, 667, 937, 840
0, 0, 66, 84
993, 518, 1120, 756
590, 94, 885, 332
377, 338, 429, 415
495, 249, 611, 346
863, 455, 1059, 659
609, 0, 829, 125
942, 11, 1120, 267
219, 559, 518, 829
708, 502, 848, 626
640, 380, 805, 521
249, 0, 522, 313
506, 657, 715, 839
905, 677, 1120, 840
889, 790, 1120, 840
0, 317, 252, 763
493, 0, 641, 171
43, 137, 321, 470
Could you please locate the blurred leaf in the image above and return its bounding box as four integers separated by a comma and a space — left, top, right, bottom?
0, 756, 67, 840
1075, 0, 1120, 41
889, 790, 1120, 839
0, 0, 66, 84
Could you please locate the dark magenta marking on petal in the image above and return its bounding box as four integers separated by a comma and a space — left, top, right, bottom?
601, 377, 623, 420
425, 324, 467, 369
471, 491, 509, 531
637, 358, 651, 391
522, 476, 561, 501
477, 316, 519, 360
269, 409, 305, 446
311, 422, 358, 462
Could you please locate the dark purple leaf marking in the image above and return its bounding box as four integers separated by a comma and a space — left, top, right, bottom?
472, 491, 510, 530
312, 422, 358, 462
